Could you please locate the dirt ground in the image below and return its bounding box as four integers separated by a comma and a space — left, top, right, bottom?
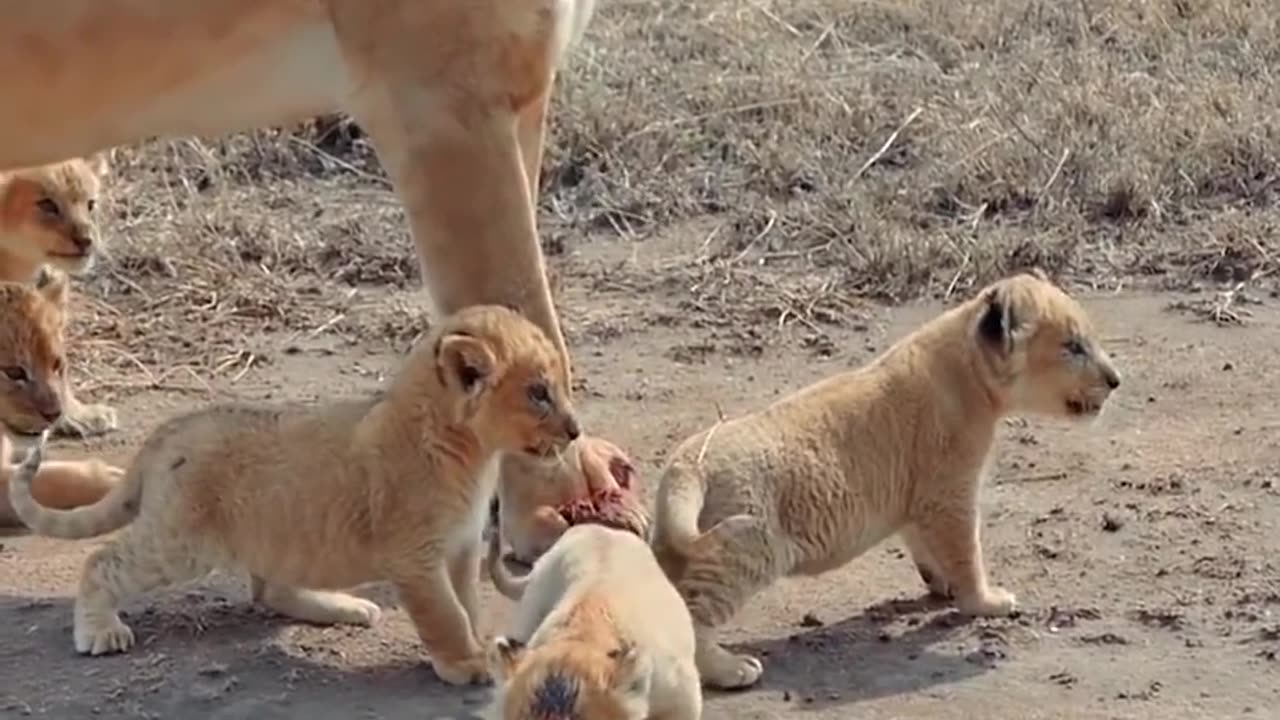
3, 0, 1280, 718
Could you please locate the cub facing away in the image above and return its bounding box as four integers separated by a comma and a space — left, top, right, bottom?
8, 304, 582, 686
486, 523, 701, 720
0, 274, 123, 527
0, 153, 117, 440
650, 270, 1123, 689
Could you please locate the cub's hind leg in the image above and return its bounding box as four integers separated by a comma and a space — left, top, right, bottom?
250, 576, 381, 627
665, 515, 777, 690
75, 528, 212, 656
899, 524, 951, 599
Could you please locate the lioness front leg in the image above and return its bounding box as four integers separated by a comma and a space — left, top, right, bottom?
53, 382, 118, 439
249, 576, 381, 627
911, 506, 1016, 616
394, 566, 490, 686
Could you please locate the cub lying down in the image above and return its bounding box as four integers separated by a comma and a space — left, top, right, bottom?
486, 523, 702, 720
650, 270, 1123, 689
8, 304, 581, 686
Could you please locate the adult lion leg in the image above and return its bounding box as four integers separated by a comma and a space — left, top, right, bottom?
249, 576, 381, 627
516, 89, 551, 204
910, 503, 1016, 617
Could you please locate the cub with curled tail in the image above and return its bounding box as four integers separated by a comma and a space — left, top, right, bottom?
650, 270, 1123, 689
8, 304, 583, 687
485, 522, 702, 720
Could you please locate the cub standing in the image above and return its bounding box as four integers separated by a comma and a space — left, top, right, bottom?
9, 304, 582, 686
650, 270, 1123, 689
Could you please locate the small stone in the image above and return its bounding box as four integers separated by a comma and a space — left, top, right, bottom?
1102, 513, 1125, 532
799, 613, 824, 628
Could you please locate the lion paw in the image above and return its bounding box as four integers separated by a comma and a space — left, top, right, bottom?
53, 403, 119, 439
431, 652, 492, 686
701, 650, 764, 690
74, 614, 135, 656
339, 597, 383, 626
958, 586, 1017, 617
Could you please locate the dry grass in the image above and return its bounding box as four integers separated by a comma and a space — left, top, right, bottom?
65, 0, 1280, 393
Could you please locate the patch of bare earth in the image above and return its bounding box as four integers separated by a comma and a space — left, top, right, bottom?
3, 1, 1278, 718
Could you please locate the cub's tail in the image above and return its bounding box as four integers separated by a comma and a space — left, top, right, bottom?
651, 459, 709, 555
8, 434, 142, 539
486, 517, 531, 601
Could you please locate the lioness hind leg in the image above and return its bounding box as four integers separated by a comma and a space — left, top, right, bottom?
250, 576, 381, 627
910, 507, 1016, 617
75, 530, 207, 656
674, 516, 774, 690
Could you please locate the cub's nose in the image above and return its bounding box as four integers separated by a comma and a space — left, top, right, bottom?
1104, 368, 1121, 390
564, 416, 581, 441
71, 233, 93, 252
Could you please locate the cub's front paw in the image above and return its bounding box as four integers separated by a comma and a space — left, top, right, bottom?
54, 403, 119, 439
74, 614, 135, 656
957, 586, 1017, 617
431, 652, 492, 686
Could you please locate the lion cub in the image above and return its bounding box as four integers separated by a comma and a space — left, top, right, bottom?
0, 154, 117, 440
486, 523, 702, 720
0, 274, 123, 526
650, 270, 1122, 689
8, 304, 582, 686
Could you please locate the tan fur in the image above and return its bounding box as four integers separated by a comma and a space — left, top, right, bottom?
485, 523, 701, 720
0, 275, 124, 526
0, 155, 118, 442
7, 304, 583, 687
649, 270, 1123, 689
0, 0, 630, 539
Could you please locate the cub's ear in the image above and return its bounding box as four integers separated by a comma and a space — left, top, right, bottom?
977, 286, 1018, 354
491, 636, 526, 680
35, 268, 70, 310
435, 332, 497, 395
608, 642, 650, 695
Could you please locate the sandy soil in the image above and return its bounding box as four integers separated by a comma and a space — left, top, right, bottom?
4, 1, 1280, 716
4, 234, 1278, 719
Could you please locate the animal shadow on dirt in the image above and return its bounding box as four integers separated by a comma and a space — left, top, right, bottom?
722, 594, 992, 709
0, 583, 495, 720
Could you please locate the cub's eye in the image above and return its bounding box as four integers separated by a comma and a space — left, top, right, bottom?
52, 356, 66, 375
36, 198, 61, 217
1063, 338, 1086, 356
86, 198, 97, 212
527, 382, 552, 408
3, 366, 30, 383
